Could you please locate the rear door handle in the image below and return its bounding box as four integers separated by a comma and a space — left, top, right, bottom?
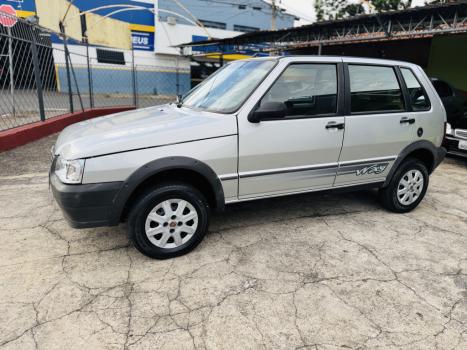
400, 117, 415, 125
325, 122, 345, 130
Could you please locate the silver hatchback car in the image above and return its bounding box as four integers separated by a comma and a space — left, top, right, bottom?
50, 56, 446, 259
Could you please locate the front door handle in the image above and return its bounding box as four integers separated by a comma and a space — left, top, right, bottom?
400, 117, 416, 125
325, 122, 345, 130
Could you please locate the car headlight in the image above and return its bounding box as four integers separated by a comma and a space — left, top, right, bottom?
54, 157, 85, 184
446, 122, 453, 135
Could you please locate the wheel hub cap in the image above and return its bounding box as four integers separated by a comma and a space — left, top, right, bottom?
144, 199, 199, 249
397, 169, 424, 206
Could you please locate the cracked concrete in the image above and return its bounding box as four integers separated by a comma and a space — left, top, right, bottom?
0, 135, 466, 349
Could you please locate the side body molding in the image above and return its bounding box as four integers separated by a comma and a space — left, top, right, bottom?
109, 156, 226, 225
382, 140, 446, 187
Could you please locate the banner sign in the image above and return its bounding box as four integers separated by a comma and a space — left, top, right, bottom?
132, 31, 154, 51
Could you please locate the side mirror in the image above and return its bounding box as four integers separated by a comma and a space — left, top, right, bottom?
248, 102, 287, 123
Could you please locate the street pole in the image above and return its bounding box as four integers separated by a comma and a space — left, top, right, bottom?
176, 48, 182, 97
176, 61, 180, 97
85, 37, 94, 109
271, 0, 277, 30
131, 45, 137, 108
59, 21, 74, 113
31, 32, 46, 122
7, 27, 15, 117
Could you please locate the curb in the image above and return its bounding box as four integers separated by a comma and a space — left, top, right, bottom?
0, 107, 135, 153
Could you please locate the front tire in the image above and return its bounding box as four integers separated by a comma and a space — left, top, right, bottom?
128, 182, 210, 259
379, 158, 429, 213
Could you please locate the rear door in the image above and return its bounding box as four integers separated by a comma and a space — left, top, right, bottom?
400, 66, 444, 149
335, 59, 415, 186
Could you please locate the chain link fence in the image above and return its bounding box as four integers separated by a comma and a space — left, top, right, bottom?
0, 13, 183, 131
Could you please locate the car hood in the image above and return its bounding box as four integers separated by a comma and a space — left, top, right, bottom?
54, 104, 238, 159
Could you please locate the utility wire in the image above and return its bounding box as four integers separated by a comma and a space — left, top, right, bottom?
61, 0, 76, 22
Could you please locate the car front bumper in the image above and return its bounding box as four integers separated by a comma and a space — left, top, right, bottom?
443, 135, 467, 158
50, 173, 123, 228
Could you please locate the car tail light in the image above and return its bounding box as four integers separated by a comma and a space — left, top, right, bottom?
443, 122, 448, 144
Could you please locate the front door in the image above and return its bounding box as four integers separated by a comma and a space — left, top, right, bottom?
237, 59, 345, 199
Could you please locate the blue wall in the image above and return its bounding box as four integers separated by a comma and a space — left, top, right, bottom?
75, 0, 154, 27
158, 0, 295, 31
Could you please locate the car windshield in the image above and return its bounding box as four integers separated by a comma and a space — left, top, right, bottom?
181, 59, 277, 113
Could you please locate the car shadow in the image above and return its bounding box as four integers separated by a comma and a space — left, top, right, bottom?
445, 155, 467, 166
210, 189, 381, 232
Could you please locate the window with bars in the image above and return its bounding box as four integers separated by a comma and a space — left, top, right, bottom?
96, 49, 125, 65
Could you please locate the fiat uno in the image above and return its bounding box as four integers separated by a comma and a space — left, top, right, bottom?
50, 56, 446, 259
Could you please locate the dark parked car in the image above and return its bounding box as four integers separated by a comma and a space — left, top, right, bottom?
432, 78, 467, 157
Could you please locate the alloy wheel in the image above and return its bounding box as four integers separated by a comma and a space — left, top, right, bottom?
144, 199, 199, 249
397, 169, 424, 205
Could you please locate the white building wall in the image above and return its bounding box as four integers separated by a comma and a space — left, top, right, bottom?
52, 43, 190, 72
155, 21, 241, 56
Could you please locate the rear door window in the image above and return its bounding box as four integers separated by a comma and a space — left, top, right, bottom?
401, 68, 431, 111
349, 65, 405, 113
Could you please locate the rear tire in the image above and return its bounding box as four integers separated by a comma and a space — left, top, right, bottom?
128, 182, 210, 259
379, 158, 429, 213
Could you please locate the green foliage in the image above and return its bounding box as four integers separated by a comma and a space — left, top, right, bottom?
371, 0, 412, 12
314, 0, 413, 22
337, 3, 365, 19
315, 0, 364, 21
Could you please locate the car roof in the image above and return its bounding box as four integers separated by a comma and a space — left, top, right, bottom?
243, 55, 419, 68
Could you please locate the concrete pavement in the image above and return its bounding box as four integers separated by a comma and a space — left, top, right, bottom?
0, 135, 466, 349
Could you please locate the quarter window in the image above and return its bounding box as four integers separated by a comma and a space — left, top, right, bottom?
401, 68, 430, 111
349, 65, 404, 113
260, 64, 338, 118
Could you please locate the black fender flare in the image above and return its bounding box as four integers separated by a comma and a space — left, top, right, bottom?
383, 140, 446, 187
109, 156, 225, 225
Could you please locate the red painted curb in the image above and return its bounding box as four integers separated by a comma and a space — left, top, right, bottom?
0, 106, 135, 153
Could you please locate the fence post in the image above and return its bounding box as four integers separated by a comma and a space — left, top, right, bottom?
59, 22, 74, 113
85, 38, 94, 109
131, 46, 137, 108
31, 31, 46, 122
7, 27, 16, 118
176, 67, 180, 96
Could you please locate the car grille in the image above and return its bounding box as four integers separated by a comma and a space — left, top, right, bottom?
454, 129, 467, 140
